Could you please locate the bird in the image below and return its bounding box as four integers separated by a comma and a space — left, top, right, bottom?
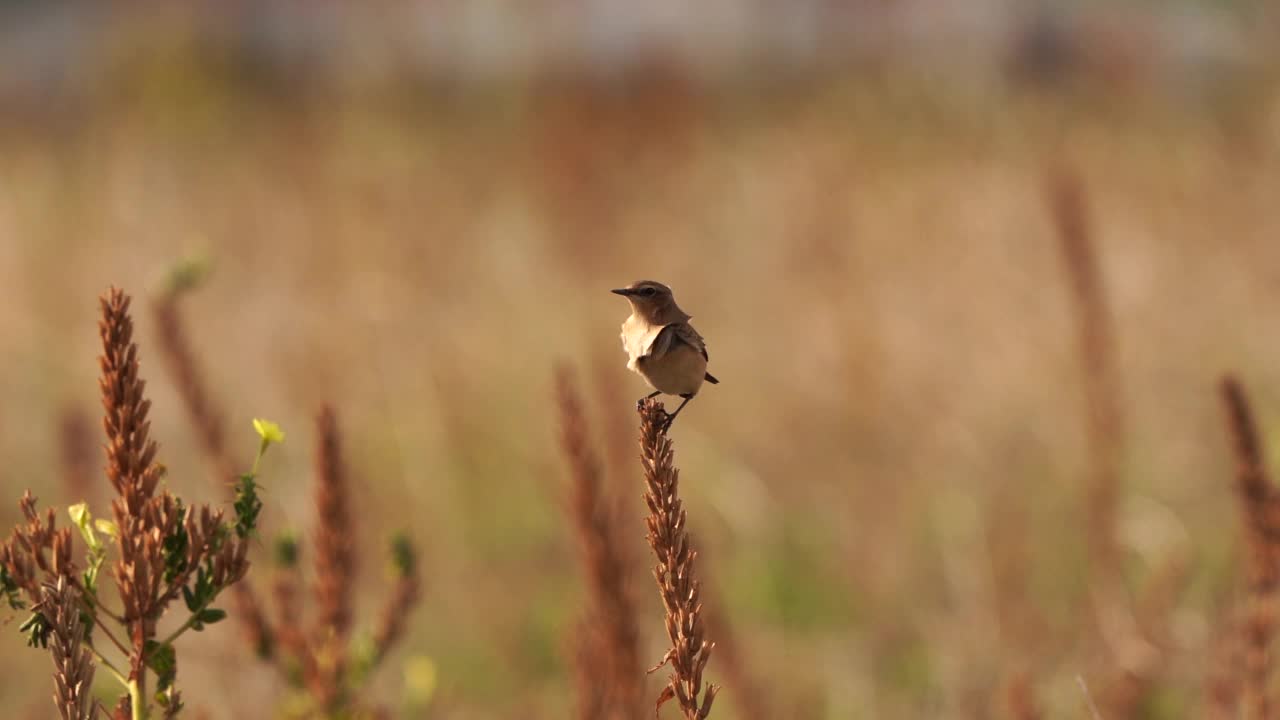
611, 280, 718, 430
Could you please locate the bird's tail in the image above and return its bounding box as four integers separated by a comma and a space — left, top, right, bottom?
705, 372, 720, 384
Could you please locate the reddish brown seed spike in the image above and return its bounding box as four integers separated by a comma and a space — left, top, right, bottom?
637, 399, 718, 718
654, 685, 676, 718
698, 686, 719, 719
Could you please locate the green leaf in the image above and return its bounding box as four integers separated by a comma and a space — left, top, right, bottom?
273, 532, 299, 568
390, 533, 416, 578
166, 255, 211, 294
83, 544, 106, 594
0, 565, 24, 610
161, 500, 190, 584
145, 640, 177, 692
20, 612, 51, 648
182, 585, 198, 613
197, 608, 226, 625
233, 475, 264, 539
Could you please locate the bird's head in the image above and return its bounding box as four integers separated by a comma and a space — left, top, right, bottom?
611, 280, 684, 323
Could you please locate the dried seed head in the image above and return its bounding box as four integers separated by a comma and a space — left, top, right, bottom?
313, 405, 355, 643
638, 399, 718, 718
36, 576, 96, 720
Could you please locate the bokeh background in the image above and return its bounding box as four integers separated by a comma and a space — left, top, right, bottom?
3, 2, 1280, 718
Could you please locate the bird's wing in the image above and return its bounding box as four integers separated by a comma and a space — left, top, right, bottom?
648, 322, 708, 362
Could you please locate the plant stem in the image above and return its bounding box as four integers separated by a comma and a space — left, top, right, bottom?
129, 676, 148, 720
86, 643, 130, 688
83, 584, 127, 624
154, 588, 223, 652
81, 600, 132, 657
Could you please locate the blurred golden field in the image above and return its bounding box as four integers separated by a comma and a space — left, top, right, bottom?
5, 6, 1280, 718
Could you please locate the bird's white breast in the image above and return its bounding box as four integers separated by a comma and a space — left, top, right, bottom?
620, 314, 662, 371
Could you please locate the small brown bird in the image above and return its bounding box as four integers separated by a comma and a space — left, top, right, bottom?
612, 280, 718, 429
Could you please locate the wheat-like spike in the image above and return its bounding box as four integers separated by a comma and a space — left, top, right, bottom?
37, 576, 96, 720
638, 399, 718, 719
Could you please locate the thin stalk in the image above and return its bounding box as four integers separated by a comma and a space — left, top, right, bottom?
154, 587, 225, 652
129, 677, 147, 720
86, 644, 129, 688
74, 578, 127, 625
83, 604, 131, 658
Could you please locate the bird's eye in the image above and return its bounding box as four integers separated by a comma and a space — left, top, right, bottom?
640, 287, 657, 297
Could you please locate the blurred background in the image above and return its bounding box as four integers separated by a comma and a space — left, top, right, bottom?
3, 1, 1280, 718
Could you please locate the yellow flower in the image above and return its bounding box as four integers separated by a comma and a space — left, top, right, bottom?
253, 418, 285, 445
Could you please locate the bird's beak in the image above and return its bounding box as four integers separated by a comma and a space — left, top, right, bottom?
611, 288, 633, 296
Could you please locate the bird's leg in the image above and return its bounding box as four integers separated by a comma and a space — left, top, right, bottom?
661, 395, 693, 432
636, 390, 662, 412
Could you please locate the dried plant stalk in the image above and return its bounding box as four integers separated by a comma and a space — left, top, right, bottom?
1220, 376, 1280, 720
1205, 607, 1243, 720
99, 288, 165, 515
59, 409, 95, 505
311, 405, 356, 709
1049, 168, 1159, 711
100, 286, 169, 696
572, 617, 610, 720
152, 288, 277, 665
638, 399, 718, 719
1, 491, 75, 603
1004, 670, 1041, 720
556, 366, 642, 720
370, 535, 421, 668
99, 287, 251, 711
232, 583, 276, 660
1050, 168, 1125, 600
37, 576, 95, 720
313, 406, 355, 639
152, 291, 236, 485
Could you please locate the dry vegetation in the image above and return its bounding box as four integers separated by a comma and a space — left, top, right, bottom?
3, 23, 1280, 718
